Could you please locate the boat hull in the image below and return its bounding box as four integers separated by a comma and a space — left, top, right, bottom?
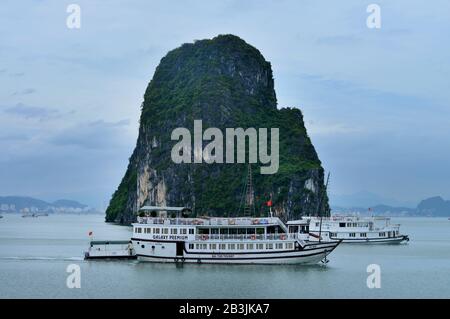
310, 233, 409, 244
336, 235, 409, 244
132, 239, 340, 265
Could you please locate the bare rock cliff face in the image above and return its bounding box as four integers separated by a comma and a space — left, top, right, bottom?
106, 35, 329, 224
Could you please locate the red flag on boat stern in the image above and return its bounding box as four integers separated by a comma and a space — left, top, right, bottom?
88, 231, 93, 236
266, 200, 272, 207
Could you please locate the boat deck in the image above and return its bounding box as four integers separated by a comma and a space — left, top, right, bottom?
84, 240, 136, 260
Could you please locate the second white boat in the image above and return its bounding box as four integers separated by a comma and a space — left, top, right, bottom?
307, 215, 409, 244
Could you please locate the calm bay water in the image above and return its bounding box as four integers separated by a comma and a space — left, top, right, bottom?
0, 214, 449, 298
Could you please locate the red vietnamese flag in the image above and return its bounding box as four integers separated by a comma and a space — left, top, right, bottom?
266, 200, 272, 207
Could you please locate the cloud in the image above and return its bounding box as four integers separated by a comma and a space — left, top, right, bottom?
9, 72, 25, 77
3, 103, 58, 120
50, 119, 131, 149
307, 122, 362, 136
296, 72, 440, 116
316, 35, 362, 46
383, 28, 412, 36
11, 88, 36, 96
0, 133, 29, 142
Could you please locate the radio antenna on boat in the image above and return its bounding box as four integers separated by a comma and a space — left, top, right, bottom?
239, 164, 256, 217
318, 172, 330, 243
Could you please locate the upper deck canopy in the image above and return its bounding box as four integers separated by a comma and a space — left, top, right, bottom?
136, 216, 283, 227
90, 240, 131, 245
286, 219, 309, 225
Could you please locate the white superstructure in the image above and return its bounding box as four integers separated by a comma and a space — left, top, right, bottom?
308, 215, 409, 244
131, 207, 341, 264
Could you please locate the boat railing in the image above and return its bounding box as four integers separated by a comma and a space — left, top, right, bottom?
137, 217, 280, 226
194, 233, 298, 241
310, 216, 391, 222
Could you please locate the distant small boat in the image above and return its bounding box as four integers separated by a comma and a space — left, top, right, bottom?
22, 213, 49, 218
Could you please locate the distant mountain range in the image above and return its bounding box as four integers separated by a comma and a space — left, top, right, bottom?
332, 196, 450, 217
1, 194, 448, 217
0, 196, 100, 214
416, 196, 450, 216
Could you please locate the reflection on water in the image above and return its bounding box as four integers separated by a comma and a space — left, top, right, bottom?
0, 214, 449, 298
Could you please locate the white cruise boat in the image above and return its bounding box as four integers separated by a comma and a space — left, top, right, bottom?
131, 206, 341, 264
307, 215, 409, 244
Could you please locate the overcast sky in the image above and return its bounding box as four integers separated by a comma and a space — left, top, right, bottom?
1, 0, 449, 209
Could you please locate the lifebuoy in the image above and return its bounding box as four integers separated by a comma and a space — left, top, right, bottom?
201, 234, 208, 240
280, 234, 286, 240
251, 234, 256, 240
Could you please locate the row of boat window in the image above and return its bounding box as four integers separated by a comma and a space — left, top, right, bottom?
135, 227, 281, 235
135, 227, 195, 235
314, 222, 371, 228
330, 232, 398, 237
329, 222, 371, 228
188, 242, 294, 250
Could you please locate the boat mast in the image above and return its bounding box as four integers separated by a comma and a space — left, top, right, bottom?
136, 172, 139, 214
239, 163, 256, 217
318, 172, 330, 243
269, 194, 273, 218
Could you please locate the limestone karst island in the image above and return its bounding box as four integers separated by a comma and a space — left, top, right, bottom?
106, 35, 329, 224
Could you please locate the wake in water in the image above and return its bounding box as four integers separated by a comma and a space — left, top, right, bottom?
0, 256, 84, 262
